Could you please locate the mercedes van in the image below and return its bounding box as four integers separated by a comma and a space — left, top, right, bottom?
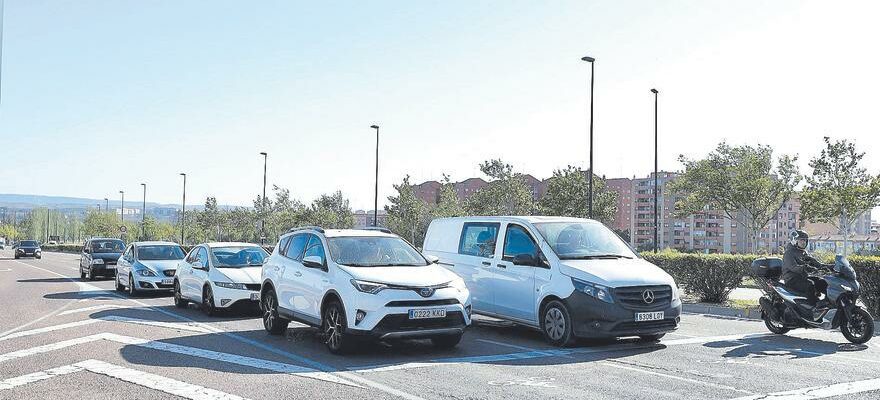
423, 216, 681, 346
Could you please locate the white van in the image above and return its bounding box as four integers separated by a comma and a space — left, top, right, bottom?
423, 216, 681, 346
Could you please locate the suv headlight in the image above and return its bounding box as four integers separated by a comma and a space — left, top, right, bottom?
351, 279, 387, 294
214, 281, 247, 290
571, 278, 614, 304
447, 277, 467, 292
91, 258, 104, 265
136, 268, 157, 277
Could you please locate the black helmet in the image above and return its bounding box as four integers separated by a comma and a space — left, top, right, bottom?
789, 230, 809, 249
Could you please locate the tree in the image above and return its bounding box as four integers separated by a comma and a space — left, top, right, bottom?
143, 216, 175, 241
800, 137, 880, 256
538, 165, 618, 225
669, 142, 801, 253
386, 175, 429, 245
301, 191, 355, 229
466, 159, 534, 215
432, 174, 465, 218
82, 211, 121, 239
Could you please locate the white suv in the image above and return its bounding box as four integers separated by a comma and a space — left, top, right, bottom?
260, 226, 472, 354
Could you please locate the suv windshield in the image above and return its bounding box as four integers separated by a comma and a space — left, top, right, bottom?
327, 236, 428, 267
91, 240, 124, 253
210, 246, 268, 268
20, 240, 38, 247
534, 222, 636, 260
137, 245, 186, 261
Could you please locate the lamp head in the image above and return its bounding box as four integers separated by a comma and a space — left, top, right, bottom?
651, 88, 659, 94
370, 125, 379, 129
581, 56, 595, 62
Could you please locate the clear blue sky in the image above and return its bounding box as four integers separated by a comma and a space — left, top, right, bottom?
2, 1, 879, 214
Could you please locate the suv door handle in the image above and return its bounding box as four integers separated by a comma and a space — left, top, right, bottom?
294, 271, 302, 277
496, 263, 507, 269
481, 261, 492, 266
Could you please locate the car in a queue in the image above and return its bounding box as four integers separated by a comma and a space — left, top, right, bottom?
173, 242, 268, 315
422, 216, 682, 346
79, 238, 125, 280
13, 240, 42, 259
115, 241, 186, 296
260, 226, 472, 354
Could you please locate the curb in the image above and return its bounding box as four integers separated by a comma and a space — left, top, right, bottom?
682, 303, 762, 320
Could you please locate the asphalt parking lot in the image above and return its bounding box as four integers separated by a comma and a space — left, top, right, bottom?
2, 251, 879, 400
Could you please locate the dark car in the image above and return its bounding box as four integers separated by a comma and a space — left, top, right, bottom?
80, 238, 125, 280
14, 240, 42, 259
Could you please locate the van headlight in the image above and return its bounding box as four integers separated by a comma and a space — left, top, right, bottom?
571, 278, 614, 304
351, 279, 387, 294
214, 281, 247, 290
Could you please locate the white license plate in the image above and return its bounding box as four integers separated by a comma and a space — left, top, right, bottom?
250, 293, 260, 301
161, 278, 173, 285
408, 308, 446, 320
635, 311, 664, 322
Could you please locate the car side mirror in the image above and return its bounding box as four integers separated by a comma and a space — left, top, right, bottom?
425, 255, 440, 264
302, 255, 324, 269
83, 248, 90, 254
512, 253, 537, 266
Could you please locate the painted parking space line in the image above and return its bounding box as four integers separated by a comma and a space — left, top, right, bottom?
602, 361, 753, 395
0, 315, 217, 343
476, 338, 576, 359
0, 319, 101, 342
730, 376, 880, 400
0, 260, 90, 338
0, 364, 84, 390
58, 304, 131, 316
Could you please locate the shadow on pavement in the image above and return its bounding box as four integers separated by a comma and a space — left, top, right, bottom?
18, 277, 81, 284
704, 333, 871, 360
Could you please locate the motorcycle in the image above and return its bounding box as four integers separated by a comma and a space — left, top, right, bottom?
751, 255, 874, 344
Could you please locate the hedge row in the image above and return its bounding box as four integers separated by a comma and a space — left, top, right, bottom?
640, 251, 880, 318
40, 244, 82, 254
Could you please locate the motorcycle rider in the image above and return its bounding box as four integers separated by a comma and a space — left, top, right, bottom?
781, 230, 831, 311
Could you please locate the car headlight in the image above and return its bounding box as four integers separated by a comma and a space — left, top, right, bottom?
351, 279, 387, 294
571, 278, 614, 304
447, 277, 467, 292
671, 283, 680, 301
214, 281, 247, 290
136, 268, 157, 277
91, 259, 104, 265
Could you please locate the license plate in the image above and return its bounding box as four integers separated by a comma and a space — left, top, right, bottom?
250, 293, 260, 301
408, 308, 446, 320
161, 278, 173, 285
635, 311, 664, 322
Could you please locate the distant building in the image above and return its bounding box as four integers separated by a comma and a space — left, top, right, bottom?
353, 210, 388, 228
809, 234, 880, 254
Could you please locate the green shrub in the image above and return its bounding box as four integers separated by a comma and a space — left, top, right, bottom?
641, 251, 751, 303
41, 244, 82, 253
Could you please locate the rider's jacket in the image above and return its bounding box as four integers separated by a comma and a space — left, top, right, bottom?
781, 242, 825, 284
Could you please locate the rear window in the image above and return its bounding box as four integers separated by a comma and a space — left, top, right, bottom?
458, 222, 500, 258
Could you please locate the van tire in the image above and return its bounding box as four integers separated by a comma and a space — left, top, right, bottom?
541, 300, 575, 347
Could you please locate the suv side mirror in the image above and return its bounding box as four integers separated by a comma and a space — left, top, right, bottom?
425, 255, 440, 264
302, 255, 324, 269
512, 253, 537, 266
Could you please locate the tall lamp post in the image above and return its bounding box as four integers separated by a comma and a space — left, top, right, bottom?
140, 183, 146, 240
651, 88, 659, 253
370, 124, 380, 227
119, 190, 125, 223
104, 198, 109, 212
180, 173, 186, 245
581, 56, 595, 219
259, 152, 267, 245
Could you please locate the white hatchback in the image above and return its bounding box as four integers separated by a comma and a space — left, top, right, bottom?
173, 242, 267, 315
260, 227, 472, 354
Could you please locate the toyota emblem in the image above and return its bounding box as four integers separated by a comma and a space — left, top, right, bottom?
418, 287, 435, 298
642, 289, 655, 304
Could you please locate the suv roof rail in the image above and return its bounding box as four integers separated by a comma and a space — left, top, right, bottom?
361, 226, 393, 234
287, 226, 325, 234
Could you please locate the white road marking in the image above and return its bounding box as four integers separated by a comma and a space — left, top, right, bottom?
0, 334, 102, 362
100, 316, 216, 334
0, 260, 87, 338
0, 319, 101, 342
0, 364, 84, 390
602, 361, 753, 394
731, 376, 880, 400
58, 304, 130, 315
476, 338, 576, 359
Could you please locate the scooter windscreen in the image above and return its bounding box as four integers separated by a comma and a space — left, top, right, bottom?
834, 255, 857, 281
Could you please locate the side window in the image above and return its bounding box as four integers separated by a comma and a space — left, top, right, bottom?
303, 235, 326, 264
277, 236, 291, 256
502, 224, 539, 262
285, 234, 309, 261
185, 247, 197, 263
458, 222, 500, 258
83, 241, 90, 253
197, 247, 210, 267
123, 245, 133, 261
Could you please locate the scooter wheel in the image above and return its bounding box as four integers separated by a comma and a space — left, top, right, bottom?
841, 307, 874, 344
764, 313, 790, 335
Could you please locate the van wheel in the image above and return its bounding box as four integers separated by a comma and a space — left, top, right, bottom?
261, 289, 289, 335
173, 281, 188, 308
541, 300, 574, 347
431, 333, 463, 349
323, 301, 353, 354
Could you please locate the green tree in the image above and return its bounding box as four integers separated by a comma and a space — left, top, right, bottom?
386, 175, 429, 245
466, 159, 534, 215
801, 137, 880, 256
82, 211, 121, 239
301, 191, 355, 229
669, 142, 800, 253
537, 165, 618, 225
432, 174, 465, 218
143, 216, 175, 241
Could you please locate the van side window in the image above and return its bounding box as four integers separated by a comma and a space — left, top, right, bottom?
502, 224, 539, 262
458, 222, 500, 258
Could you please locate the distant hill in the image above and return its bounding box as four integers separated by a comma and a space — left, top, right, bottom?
0, 193, 238, 210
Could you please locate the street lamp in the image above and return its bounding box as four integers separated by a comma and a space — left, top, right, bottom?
104, 198, 109, 212
119, 190, 125, 223
651, 88, 659, 253
581, 56, 595, 219
140, 183, 146, 240
259, 152, 267, 245
180, 173, 186, 245
370, 124, 380, 227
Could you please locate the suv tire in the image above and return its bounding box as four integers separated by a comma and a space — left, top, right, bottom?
323, 300, 354, 354
261, 288, 289, 335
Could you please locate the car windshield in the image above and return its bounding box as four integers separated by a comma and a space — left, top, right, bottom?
20, 240, 38, 247
91, 240, 124, 253
137, 245, 186, 260
534, 222, 636, 260
210, 246, 268, 268
327, 236, 428, 267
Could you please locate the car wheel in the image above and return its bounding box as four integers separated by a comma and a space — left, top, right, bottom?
88, 266, 96, 281
202, 286, 217, 316
174, 281, 188, 309
431, 333, 463, 349
115, 274, 124, 292
637, 333, 666, 342
127, 274, 138, 297
323, 301, 354, 354
80, 267, 86, 280
541, 300, 575, 347
261, 288, 289, 335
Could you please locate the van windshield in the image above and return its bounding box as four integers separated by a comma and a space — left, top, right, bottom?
534, 222, 636, 260
327, 236, 428, 267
